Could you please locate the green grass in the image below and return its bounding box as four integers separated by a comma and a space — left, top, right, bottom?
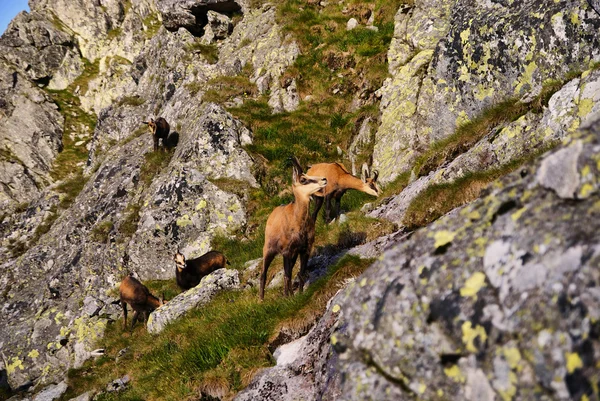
203, 75, 257, 104
185, 42, 219, 64
62, 255, 373, 401
143, 13, 162, 39
117, 96, 145, 107
402, 142, 560, 229
91, 220, 114, 243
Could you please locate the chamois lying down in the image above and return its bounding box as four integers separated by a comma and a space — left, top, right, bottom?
119, 274, 165, 331
175, 250, 230, 290
259, 156, 327, 300
306, 162, 380, 222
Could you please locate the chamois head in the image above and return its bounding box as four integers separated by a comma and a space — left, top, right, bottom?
361, 163, 380, 197
174, 250, 186, 272
290, 156, 327, 200
143, 118, 157, 134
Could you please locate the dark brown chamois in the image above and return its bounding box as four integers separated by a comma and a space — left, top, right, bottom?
143, 117, 170, 152
174, 250, 230, 290
307, 162, 380, 222
259, 156, 327, 300
119, 274, 165, 331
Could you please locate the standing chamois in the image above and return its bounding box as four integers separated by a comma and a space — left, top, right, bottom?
143, 117, 170, 152
174, 250, 230, 290
119, 274, 165, 331
259, 156, 327, 300
307, 162, 380, 223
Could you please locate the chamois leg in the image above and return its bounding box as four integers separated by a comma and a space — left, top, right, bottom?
282, 255, 294, 296
153, 135, 159, 152
312, 196, 324, 222
324, 194, 334, 223
298, 252, 310, 293
334, 195, 342, 220
259, 251, 276, 300
121, 301, 128, 330
130, 311, 140, 331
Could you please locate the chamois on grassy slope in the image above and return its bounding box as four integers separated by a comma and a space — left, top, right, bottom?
307, 162, 380, 222
259, 156, 327, 300
174, 250, 230, 290
119, 274, 165, 331
143, 117, 170, 151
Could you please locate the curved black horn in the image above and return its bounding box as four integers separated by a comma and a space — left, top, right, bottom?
373, 170, 379, 181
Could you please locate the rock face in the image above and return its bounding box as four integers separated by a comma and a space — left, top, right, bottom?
0, 62, 63, 208
243, 116, 600, 400
373, 0, 600, 183
157, 0, 241, 35
147, 268, 240, 334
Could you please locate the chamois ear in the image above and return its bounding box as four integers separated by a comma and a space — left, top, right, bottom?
143, 121, 149, 125
289, 156, 303, 183
150, 118, 155, 123
373, 170, 379, 182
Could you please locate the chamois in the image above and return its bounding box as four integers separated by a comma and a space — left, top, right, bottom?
119, 274, 165, 331
175, 250, 230, 290
307, 162, 380, 222
259, 156, 327, 300
143, 117, 170, 152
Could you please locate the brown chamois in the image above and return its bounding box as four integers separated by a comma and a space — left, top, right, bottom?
307, 162, 380, 223
174, 250, 230, 290
119, 274, 165, 331
143, 117, 170, 151
259, 156, 327, 300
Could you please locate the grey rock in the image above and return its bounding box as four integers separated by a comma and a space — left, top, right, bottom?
536, 139, 583, 199
147, 268, 240, 334
67, 391, 93, 401
157, 0, 241, 35
201, 11, 233, 43
32, 381, 67, 401
373, 0, 600, 183
106, 375, 130, 393
346, 18, 359, 30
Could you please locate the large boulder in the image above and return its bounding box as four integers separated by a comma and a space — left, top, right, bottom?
147, 268, 240, 334
157, 0, 241, 35
373, 0, 600, 183
0, 11, 83, 89
240, 112, 600, 401
0, 61, 63, 209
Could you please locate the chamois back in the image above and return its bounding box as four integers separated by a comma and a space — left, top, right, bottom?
175, 250, 230, 290
119, 274, 164, 330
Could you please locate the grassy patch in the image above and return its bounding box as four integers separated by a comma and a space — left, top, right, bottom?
142, 12, 162, 39
203, 75, 257, 105
56, 171, 87, 209
185, 42, 219, 64
63, 255, 372, 401
91, 220, 114, 243
117, 96, 146, 107
402, 143, 559, 229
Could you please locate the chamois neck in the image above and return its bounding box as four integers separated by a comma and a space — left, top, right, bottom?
339, 173, 369, 192
291, 191, 311, 221
147, 295, 161, 308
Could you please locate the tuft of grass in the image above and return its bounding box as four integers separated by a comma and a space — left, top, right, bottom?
118, 203, 141, 241
91, 220, 114, 243
62, 255, 373, 401
117, 96, 145, 107
56, 172, 87, 209
203, 75, 257, 104
185, 42, 219, 64
142, 12, 161, 39
402, 142, 559, 229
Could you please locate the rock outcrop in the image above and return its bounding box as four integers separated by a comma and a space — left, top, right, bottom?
374, 0, 600, 183
157, 0, 241, 35
147, 268, 240, 334
242, 114, 600, 400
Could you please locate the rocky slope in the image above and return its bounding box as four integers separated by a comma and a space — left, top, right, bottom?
0, 0, 599, 399
239, 114, 600, 401
0, 0, 299, 393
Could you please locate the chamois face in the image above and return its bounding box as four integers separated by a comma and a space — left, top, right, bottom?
294, 173, 327, 198
145, 118, 157, 134
174, 251, 186, 271
363, 170, 380, 197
